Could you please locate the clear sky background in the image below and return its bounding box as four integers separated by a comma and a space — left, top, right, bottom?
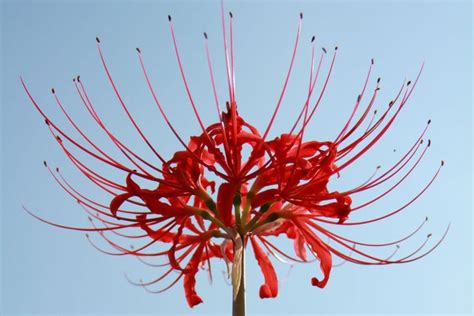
1, 0, 472, 315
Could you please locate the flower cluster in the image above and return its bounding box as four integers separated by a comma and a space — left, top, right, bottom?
22, 5, 446, 308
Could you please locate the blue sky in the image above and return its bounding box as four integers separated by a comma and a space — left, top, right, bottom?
1, 0, 472, 315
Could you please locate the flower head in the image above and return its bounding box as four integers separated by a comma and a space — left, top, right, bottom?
22, 3, 447, 308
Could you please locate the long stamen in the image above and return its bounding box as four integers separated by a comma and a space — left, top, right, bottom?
331, 73, 422, 177
203, 32, 234, 172
303, 47, 337, 127
229, 11, 236, 103
75, 78, 164, 177
309, 216, 428, 248
315, 161, 444, 226
262, 13, 303, 140
283, 36, 318, 191
350, 136, 423, 198
351, 139, 430, 209
22, 205, 143, 232
51, 88, 119, 167
137, 49, 230, 180
355, 123, 429, 191
220, 0, 233, 103
167, 17, 216, 143
21, 78, 143, 180
96, 38, 167, 165
334, 60, 375, 144
289, 47, 325, 134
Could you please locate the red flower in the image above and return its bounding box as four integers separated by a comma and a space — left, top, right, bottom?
22, 3, 447, 310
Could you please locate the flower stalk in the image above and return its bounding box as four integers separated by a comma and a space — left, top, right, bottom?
233, 239, 246, 316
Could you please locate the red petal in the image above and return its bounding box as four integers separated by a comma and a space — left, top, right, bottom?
295, 221, 332, 288
140, 190, 188, 216
168, 223, 189, 272
294, 231, 308, 261
298, 141, 323, 157
183, 243, 205, 308
125, 173, 140, 193
251, 189, 279, 209
109, 193, 133, 217
200, 177, 216, 194
313, 201, 351, 221
216, 182, 237, 226
251, 237, 278, 298
136, 214, 175, 242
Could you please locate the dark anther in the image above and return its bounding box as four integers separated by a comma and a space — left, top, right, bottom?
203, 32, 208, 39
357, 94, 362, 102
200, 211, 211, 220
428, 139, 431, 147
95, 37, 100, 43
371, 58, 374, 65
322, 47, 327, 54
428, 119, 431, 124
229, 11, 233, 18
335, 46, 338, 50
300, 12, 303, 19
407, 80, 412, 86
311, 35, 315, 43
427, 233, 432, 238
205, 199, 217, 213
136, 47, 141, 53
51, 88, 55, 94
77, 75, 81, 82
260, 203, 271, 214
233, 193, 241, 206
267, 212, 279, 222
45, 119, 50, 125
441, 160, 445, 166
43, 161, 47, 167
168, 15, 172, 21
377, 77, 381, 83
55, 167, 59, 172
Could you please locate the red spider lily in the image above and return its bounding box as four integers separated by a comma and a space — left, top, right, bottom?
21, 3, 447, 315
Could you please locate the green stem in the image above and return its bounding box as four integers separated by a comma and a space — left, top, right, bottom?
232, 243, 246, 316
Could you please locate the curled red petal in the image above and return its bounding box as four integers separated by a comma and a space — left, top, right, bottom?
183, 243, 205, 307
312, 201, 352, 223
109, 193, 133, 217
125, 172, 141, 193
296, 221, 332, 288
251, 237, 278, 298
168, 222, 189, 272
